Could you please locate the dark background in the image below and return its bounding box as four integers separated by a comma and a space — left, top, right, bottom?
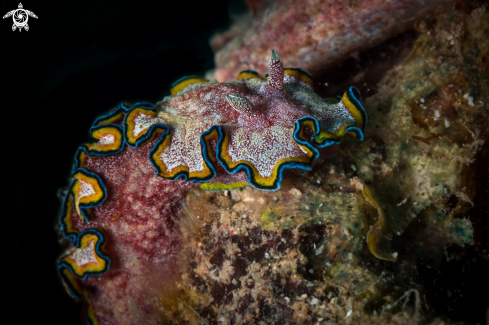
3, 0, 488, 324
2, 0, 241, 323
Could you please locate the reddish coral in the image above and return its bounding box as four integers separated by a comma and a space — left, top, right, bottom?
211, 0, 452, 82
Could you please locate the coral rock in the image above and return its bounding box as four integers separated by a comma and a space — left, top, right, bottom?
211, 0, 452, 82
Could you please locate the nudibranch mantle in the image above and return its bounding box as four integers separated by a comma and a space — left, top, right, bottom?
121, 50, 366, 191
56, 50, 366, 322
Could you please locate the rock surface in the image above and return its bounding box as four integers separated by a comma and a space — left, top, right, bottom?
210, 0, 452, 82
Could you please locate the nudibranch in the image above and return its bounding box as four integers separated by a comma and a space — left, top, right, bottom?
143, 49, 364, 190
56, 50, 366, 323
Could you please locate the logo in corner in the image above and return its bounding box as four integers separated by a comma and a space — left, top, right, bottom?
3, 3, 38, 32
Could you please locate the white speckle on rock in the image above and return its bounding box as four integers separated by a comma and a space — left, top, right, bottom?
351, 164, 357, 171
397, 198, 407, 206
289, 188, 302, 196
310, 298, 318, 305
315, 245, 324, 255
463, 93, 474, 106
346, 310, 353, 318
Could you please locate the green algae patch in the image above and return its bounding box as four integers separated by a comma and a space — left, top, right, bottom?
260, 189, 363, 231
446, 218, 473, 245
260, 204, 296, 230
323, 263, 379, 295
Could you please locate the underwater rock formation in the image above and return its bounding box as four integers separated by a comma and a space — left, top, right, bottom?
183, 6, 487, 324
56, 3, 489, 324
337, 7, 489, 264
210, 0, 453, 82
